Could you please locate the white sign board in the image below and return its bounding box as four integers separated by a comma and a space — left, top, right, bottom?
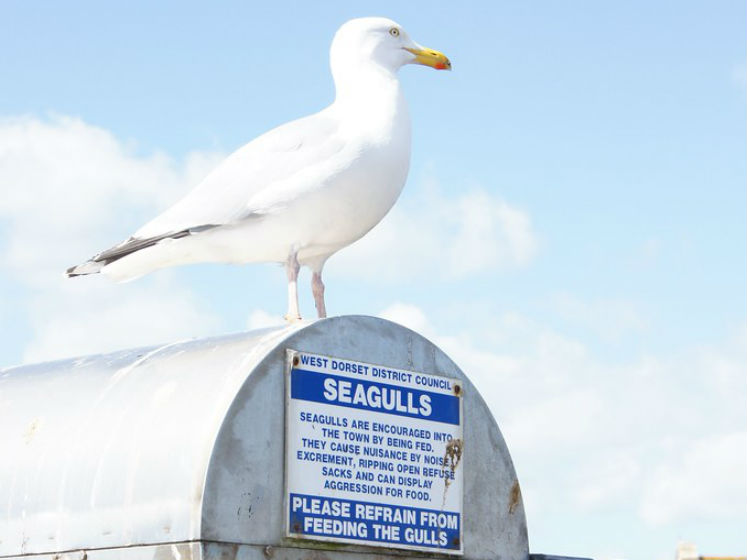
285, 350, 464, 554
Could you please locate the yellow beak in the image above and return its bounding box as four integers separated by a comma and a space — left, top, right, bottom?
405, 46, 452, 70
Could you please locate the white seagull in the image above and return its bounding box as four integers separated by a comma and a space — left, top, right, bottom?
66, 17, 451, 321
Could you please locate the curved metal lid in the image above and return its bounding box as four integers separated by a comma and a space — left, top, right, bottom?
0, 316, 527, 559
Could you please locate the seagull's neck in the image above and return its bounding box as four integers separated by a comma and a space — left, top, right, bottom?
331, 63, 406, 123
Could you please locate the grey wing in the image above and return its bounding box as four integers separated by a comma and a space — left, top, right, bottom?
67, 110, 346, 274
133, 109, 346, 239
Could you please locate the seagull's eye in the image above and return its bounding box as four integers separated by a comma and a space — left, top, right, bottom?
389, 27, 400, 37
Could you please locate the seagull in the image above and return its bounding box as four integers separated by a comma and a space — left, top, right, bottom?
66, 17, 450, 321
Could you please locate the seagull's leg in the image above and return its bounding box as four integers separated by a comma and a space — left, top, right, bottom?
284, 251, 302, 322
312, 269, 327, 319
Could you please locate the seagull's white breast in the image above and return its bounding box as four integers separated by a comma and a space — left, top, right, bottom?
301, 101, 410, 254
238, 82, 412, 265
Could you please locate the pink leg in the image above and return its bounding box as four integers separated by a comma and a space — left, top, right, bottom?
284, 252, 301, 322
312, 271, 326, 319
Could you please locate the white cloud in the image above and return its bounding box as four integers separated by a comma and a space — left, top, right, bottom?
378, 302, 432, 334
329, 176, 538, 283
553, 293, 648, 343
0, 115, 223, 282
571, 449, 642, 511
22, 276, 221, 362
377, 302, 747, 530
0, 115, 225, 362
640, 431, 747, 525
247, 308, 286, 330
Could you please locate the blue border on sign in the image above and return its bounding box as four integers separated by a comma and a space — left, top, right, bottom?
291, 368, 460, 425
289, 492, 461, 551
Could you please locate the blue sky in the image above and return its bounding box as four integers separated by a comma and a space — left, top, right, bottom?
0, 1, 744, 558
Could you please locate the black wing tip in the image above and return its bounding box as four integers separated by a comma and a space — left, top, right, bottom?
65, 261, 104, 277
65, 225, 220, 278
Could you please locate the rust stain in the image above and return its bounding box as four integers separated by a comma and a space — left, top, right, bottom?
441, 437, 463, 507
443, 438, 463, 491
508, 480, 521, 514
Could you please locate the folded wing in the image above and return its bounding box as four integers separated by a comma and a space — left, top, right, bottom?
67, 109, 347, 276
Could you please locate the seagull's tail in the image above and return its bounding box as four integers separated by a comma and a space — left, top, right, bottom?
66, 260, 105, 277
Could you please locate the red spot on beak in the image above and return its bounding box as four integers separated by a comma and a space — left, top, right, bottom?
435, 62, 447, 70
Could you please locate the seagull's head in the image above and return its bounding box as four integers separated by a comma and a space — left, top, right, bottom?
330, 17, 451, 77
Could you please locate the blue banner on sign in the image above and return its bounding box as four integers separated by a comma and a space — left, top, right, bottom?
291, 368, 460, 425
289, 493, 460, 551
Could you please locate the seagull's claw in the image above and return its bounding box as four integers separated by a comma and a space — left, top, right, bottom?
284, 313, 303, 323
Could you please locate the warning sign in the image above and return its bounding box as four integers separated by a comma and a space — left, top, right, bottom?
284, 350, 464, 554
